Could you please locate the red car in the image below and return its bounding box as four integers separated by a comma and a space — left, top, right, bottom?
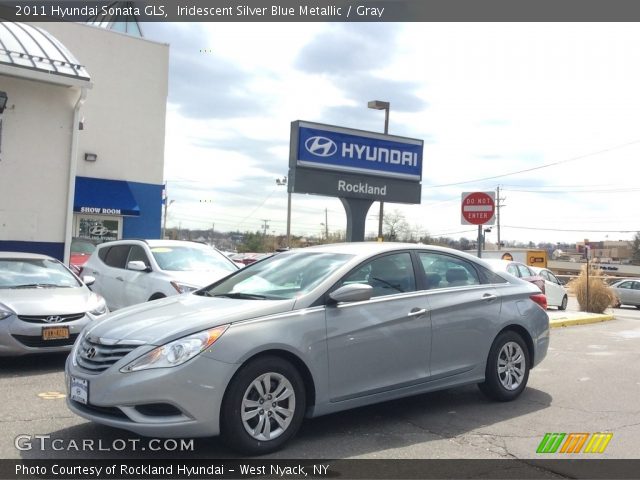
69, 237, 97, 275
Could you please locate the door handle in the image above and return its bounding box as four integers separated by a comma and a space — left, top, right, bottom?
407, 308, 427, 317
115, 276, 124, 282
482, 293, 498, 302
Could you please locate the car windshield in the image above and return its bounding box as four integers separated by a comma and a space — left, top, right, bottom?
0, 258, 82, 288
200, 251, 354, 300
150, 246, 237, 272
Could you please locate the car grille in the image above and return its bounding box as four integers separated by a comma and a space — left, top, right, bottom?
75, 336, 141, 374
12, 334, 79, 348
71, 401, 129, 420
18, 313, 85, 324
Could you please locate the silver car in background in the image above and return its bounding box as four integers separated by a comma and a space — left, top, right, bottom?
0, 252, 108, 356
66, 243, 549, 454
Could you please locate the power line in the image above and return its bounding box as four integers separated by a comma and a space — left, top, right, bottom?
504, 225, 639, 233
429, 139, 640, 188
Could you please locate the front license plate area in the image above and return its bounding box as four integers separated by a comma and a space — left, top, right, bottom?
70, 376, 89, 404
42, 326, 70, 340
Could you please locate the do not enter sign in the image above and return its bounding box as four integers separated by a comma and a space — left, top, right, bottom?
461, 191, 496, 225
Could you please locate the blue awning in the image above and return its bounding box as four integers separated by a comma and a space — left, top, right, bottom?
74, 176, 140, 216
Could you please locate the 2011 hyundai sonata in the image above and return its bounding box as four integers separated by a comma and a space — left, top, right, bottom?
66, 243, 549, 454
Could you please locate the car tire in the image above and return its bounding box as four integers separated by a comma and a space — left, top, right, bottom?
148, 293, 166, 301
220, 356, 306, 455
559, 295, 568, 311
478, 331, 530, 402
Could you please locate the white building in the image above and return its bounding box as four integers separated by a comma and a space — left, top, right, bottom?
0, 20, 168, 262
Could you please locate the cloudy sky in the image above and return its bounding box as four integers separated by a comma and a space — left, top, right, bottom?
141, 22, 640, 245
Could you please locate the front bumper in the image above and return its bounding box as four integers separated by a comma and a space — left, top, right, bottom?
65, 353, 237, 438
0, 315, 91, 356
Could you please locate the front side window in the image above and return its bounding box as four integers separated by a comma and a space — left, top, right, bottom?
0, 258, 82, 288
127, 245, 150, 268
104, 245, 131, 269
340, 253, 416, 297
419, 252, 480, 289
617, 281, 633, 289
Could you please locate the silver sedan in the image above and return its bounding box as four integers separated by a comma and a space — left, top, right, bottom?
65, 243, 549, 454
610, 278, 640, 308
0, 252, 108, 356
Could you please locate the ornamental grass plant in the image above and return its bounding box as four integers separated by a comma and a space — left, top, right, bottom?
566, 263, 618, 314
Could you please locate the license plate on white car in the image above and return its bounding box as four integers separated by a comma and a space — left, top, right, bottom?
70, 376, 88, 404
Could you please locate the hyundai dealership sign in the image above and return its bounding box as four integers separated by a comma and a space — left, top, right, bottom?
290, 121, 424, 204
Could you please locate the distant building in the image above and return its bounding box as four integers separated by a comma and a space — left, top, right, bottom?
0, 20, 168, 262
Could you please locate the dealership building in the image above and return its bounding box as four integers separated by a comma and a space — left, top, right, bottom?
0, 20, 168, 263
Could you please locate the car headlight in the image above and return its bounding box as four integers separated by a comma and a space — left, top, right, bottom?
88, 296, 108, 316
120, 325, 229, 373
0, 309, 13, 321
170, 281, 199, 294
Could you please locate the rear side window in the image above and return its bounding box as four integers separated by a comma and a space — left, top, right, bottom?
103, 245, 131, 269
418, 252, 480, 289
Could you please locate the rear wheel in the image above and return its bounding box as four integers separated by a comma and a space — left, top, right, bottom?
558, 295, 568, 311
478, 331, 530, 402
220, 356, 305, 455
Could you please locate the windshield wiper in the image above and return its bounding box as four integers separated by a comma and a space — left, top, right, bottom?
10, 283, 63, 289
211, 292, 268, 300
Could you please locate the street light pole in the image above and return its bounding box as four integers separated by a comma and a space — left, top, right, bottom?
276, 177, 291, 248
368, 100, 390, 240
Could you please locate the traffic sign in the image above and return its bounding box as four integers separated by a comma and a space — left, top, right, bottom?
461, 191, 496, 225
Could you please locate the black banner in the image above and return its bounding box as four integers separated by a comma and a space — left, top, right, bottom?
2, 0, 640, 22
2, 459, 640, 479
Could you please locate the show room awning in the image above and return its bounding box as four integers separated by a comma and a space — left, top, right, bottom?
74, 176, 140, 216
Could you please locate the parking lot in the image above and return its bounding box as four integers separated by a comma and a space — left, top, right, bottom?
1, 302, 638, 466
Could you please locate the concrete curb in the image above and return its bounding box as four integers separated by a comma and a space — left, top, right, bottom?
549, 313, 615, 328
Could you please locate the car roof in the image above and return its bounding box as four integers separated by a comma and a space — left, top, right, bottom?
290, 242, 488, 263
96, 239, 212, 249
0, 251, 56, 260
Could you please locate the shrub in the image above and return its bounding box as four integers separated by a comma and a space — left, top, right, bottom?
566, 264, 618, 313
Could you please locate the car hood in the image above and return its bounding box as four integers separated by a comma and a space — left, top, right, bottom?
83, 293, 296, 345
0, 287, 96, 315
164, 269, 236, 287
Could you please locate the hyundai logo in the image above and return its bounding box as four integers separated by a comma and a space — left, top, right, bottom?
305, 136, 337, 157
44, 315, 63, 323
89, 225, 109, 236
85, 347, 97, 359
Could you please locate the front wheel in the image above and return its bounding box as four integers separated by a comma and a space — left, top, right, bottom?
220, 356, 305, 455
478, 331, 530, 402
558, 295, 568, 311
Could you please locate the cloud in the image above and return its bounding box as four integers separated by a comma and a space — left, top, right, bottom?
142, 23, 268, 119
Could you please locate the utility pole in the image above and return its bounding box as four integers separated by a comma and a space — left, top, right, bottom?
261, 219, 270, 237
325, 208, 329, 240
496, 186, 506, 250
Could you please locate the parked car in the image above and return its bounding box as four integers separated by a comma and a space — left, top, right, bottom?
482, 258, 546, 295
69, 237, 97, 275
530, 267, 569, 310
66, 243, 549, 454
81, 240, 239, 310
609, 278, 640, 308
0, 252, 107, 356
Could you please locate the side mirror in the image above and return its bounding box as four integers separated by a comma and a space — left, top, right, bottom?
127, 260, 150, 272
329, 284, 373, 304
82, 275, 96, 287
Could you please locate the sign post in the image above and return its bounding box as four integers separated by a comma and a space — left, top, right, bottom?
461, 191, 496, 258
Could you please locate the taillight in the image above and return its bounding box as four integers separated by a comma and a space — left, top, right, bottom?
530, 293, 547, 310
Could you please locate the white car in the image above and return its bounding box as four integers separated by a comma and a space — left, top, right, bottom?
531, 267, 568, 310
82, 240, 239, 310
